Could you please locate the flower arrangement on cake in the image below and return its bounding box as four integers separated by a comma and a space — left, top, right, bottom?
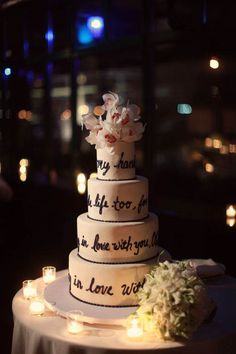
83, 92, 145, 153
130, 260, 216, 341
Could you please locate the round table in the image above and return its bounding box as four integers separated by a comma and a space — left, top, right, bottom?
11, 270, 236, 354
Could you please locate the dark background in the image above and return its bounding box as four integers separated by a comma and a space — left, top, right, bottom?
1, 0, 236, 353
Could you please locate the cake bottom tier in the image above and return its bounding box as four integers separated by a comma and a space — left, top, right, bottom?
68, 249, 158, 307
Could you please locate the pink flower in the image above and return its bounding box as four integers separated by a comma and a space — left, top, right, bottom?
121, 113, 130, 125
104, 134, 117, 144
83, 113, 101, 132
102, 92, 119, 111
82, 92, 145, 152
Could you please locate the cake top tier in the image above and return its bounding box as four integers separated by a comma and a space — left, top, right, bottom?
83, 92, 145, 155
96, 141, 135, 180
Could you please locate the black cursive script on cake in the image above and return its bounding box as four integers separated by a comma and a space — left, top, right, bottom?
138, 194, 148, 214
91, 234, 110, 252
73, 274, 146, 297
88, 193, 148, 216
97, 160, 110, 176
86, 277, 114, 296
121, 279, 145, 295
88, 193, 109, 215
97, 152, 135, 176
78, 232, 159, 256
113, 152, 135, 170
112, 196, 132, 211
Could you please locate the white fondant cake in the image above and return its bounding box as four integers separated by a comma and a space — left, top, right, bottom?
97, 142, 135, 180
69, 249, 156, 307
87, 176, 148, 222
77, 212, 159, 263
68, 92, 162, 307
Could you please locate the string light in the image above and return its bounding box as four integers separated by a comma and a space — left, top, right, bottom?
76, 173, 86, 194
226, 205, 236, 228
19, 159, 29, 182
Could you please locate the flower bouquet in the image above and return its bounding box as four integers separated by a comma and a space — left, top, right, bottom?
132, 260, 216, 341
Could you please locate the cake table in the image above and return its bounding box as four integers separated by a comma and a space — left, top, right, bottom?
11, 270, 236, 354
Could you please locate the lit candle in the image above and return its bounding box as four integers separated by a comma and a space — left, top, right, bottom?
126, 316, 143, 338
226, 205, 236, 218
29, 297, 45, 315
42, 266, 56, 284
67, 310, 84, 334
22, 280, 37, 300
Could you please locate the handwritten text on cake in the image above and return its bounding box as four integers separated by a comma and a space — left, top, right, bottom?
78, 232, 158, 256
97, 152, 135, 176
73, 275, 144, 297
87, 193, 147, 215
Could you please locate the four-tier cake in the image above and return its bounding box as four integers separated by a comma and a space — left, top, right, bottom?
68, 92, 162, 307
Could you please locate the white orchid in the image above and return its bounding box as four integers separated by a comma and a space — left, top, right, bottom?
82, 92, 145, 152
132, 260, 215, 341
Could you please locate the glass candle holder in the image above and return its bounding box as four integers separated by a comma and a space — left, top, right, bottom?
22, 280, 37, 300
29, 297, 45, 316
126, 314, 143, 338
67, 310, 84, 334
42, 266, 56, 284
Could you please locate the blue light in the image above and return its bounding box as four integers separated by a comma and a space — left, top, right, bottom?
47, 62, 53, 75
23, 39, 29, 58
87, 16, 104, 38
4, 67, 11, 76
26, 70, 34, 82
177, 104, 192, 115
45, 29, 54, 42
78, 24, 93, 44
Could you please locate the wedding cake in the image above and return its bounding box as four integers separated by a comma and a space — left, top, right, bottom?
68, 92, 162, 307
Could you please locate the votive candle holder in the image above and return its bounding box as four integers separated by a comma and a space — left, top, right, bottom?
126, 314, 143, 338
67, 310, 84, 334
29, 297, 45, 316
22, 280, 37, 300
42, 266, 56, 284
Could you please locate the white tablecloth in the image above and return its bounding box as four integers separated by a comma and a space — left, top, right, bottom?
12, 270, 236, 354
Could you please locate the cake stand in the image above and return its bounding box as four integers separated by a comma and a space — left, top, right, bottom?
43, 272, 136, 326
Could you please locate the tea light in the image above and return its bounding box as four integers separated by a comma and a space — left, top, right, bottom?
226, 205, 236, 218
67, 310, 84, 334
126, 315, 143, 338
29, 297, 45, 315
42, 266, 56, 284
22, 280, 37, 300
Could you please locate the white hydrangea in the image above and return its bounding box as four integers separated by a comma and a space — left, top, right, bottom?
134, 260, 214, 341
